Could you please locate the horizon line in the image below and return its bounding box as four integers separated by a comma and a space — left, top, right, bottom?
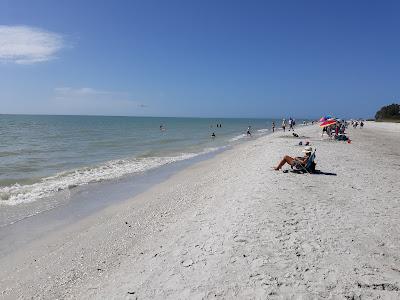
0, 113, 322, 120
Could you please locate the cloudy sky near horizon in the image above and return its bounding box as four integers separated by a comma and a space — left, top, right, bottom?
1, 0, 399, 118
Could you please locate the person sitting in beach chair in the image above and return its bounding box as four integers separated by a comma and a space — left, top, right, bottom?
292, 148, 316, 173
274, 146, 314, 171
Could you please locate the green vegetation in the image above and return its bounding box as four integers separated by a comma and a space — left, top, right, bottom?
375, 103, 400, 122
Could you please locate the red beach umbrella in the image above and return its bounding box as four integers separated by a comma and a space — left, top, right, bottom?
319, 119, 337, 128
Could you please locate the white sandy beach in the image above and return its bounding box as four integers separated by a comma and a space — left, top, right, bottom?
1, 122, 400, 299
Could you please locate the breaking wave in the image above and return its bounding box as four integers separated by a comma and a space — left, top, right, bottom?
0, 148, 221, 206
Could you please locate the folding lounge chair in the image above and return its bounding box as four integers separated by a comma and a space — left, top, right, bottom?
292, 150, 316, 174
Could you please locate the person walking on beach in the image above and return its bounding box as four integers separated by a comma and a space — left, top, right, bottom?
326, 125, 333, 138
288, 118, 293, 131
272, 122, 275, 133
282, 119, 286, 132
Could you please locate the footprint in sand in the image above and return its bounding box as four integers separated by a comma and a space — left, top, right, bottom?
181, 259, 194, 267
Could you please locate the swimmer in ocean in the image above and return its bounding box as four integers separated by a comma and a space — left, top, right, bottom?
247, 126, 251, 136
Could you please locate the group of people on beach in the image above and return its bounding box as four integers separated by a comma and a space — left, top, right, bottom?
275, 116, 361, 171
271, 118, 297, 133
321, 121, 347, 138
321, 119, 362, 142
351, 120, 364, 128
159, 118, 317, 171
281, 118, 296, 132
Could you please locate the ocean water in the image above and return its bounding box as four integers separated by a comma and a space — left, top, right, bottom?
0, 115, 301, 207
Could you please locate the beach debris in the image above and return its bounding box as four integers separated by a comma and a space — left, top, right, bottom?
249, 272, 261, 278
345, 293, 361, 300
391, 267, 400, 273
127, 290, 136, 295
181, 259, 194, 267
357, 282, 400, 291
233, 235, 248, 243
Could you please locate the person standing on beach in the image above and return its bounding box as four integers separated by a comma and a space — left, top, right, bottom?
272, 122, 275, 132
282, 119, 286, 132
322, 126, 327, 137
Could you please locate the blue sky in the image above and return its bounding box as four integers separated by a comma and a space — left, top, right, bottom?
0, 0, 399, 118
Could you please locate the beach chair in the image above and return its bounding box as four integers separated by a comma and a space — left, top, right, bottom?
292, 150, 316, 174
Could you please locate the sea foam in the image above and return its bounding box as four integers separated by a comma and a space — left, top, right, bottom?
0, 149, 221, 206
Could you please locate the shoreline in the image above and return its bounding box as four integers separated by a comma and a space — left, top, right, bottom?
0, 145, 232, 257
1, 122, 400, 298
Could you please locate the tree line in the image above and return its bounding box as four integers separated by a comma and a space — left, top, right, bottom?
375, 103, 400, 121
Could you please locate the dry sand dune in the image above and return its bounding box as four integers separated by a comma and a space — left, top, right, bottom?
1, 122, 400, 299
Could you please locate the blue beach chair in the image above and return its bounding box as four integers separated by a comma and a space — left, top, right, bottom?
292, 149, 316, 174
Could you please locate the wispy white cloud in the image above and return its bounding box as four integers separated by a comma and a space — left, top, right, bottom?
53, 87, 147, 115
0, 25, 64, 64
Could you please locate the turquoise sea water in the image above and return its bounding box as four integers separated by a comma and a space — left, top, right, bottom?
0, 115, 304, 205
